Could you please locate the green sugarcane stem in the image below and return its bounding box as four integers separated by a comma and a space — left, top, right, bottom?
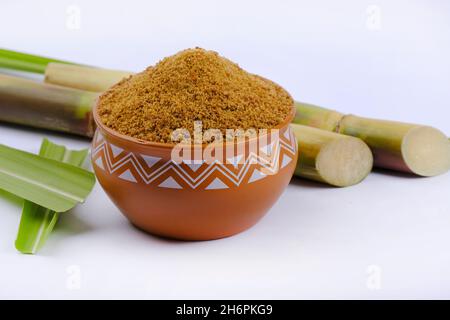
0, 74, 98, 137
0, 48, 75, 74
294, 102, 450, 176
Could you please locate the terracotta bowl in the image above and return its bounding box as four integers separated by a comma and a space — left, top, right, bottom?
91, 103, 298, 240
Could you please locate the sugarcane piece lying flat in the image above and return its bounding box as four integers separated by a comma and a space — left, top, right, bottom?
294, 102, 450, 177
0, 74, 97, 137
292, 124, 373, 187
45, 62, 132, 93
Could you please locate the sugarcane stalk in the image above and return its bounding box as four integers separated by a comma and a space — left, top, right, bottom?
3, 49, 450, 177
0, 48, 74, 74
294, 102, 450, 177
293, 102, 344, 132
43, 62, 450, 177
0, 49, 128, 92
0, 74, 98, 137
45, 63, 132, 92
292, 124, 373, 187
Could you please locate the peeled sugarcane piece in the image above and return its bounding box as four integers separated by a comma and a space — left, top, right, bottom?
294, 102, 450, 176
292, 124, 373, 187
0, 74, 98, 137
45, 63, 133, 92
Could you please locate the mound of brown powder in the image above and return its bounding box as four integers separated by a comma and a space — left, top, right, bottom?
97, 48, 293, 143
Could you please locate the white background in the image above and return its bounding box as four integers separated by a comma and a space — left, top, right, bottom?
1, 0, 449, 299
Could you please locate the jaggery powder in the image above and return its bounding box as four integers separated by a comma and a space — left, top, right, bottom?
97, 48, 293, 143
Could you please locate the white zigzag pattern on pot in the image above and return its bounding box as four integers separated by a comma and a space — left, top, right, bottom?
92, 127, 297, 190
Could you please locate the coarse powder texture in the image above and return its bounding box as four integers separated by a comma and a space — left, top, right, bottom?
97, 48, 293, 143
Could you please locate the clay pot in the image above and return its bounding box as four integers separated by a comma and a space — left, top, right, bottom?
91, 103, 297, 240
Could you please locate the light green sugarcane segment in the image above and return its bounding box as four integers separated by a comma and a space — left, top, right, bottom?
293, 102, 344, 132
45, 63, 133, 92
294, 102, 450, 177
292, 124, 373, 187
0, 48, 75, 74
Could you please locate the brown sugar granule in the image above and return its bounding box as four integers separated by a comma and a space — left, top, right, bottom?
97, 48, 293, 143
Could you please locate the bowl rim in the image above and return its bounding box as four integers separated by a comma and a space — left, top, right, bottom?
93, 98, 296, 149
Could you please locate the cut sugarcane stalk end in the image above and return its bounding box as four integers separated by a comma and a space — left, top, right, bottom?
402, 126, 450, 177
292, 124, 373, 187
316, 136, 373, 187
